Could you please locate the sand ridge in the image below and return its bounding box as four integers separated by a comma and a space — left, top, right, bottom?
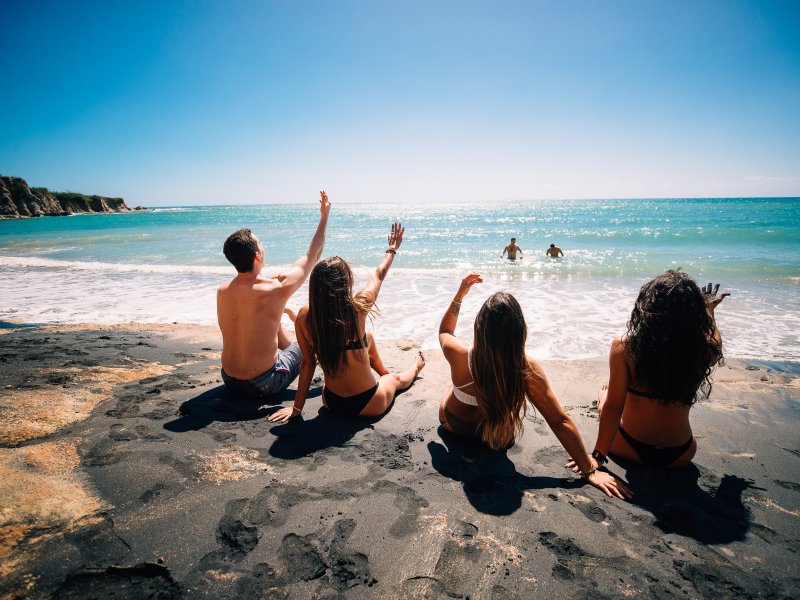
1, 363, 174, 445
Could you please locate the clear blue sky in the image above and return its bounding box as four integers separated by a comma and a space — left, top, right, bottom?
2, 1, 799, 205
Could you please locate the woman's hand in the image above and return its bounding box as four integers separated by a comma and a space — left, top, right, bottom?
566, 457, 633, 499
566, 456, 600, 473
319, 190, 331, 219
703, 283, 730, 313
440, 274, 482, 336
387, 222, 404, 252
456, 273, 483, 299
586, 470, 633, 500
268, 406, 301, 423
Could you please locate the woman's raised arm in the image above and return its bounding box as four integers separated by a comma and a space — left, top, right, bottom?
439, 274, 482, 352
358, 222, 404, 306
703, 282, 729, 347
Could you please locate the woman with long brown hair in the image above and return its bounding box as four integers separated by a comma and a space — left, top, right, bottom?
439, 274, 631, 499
269, 223, 425, 422
571, 270, 727, 472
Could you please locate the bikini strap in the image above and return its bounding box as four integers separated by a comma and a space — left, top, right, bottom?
453, 347, 475, 390
344, 333, 368, 351
627, 387, 688, 402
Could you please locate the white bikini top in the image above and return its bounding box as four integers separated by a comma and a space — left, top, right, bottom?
452, 348, 479, 406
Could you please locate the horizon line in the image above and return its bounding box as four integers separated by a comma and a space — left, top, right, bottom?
140, 196, 800, 207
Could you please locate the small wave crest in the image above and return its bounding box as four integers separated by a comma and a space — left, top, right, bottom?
0, 255, 231, 276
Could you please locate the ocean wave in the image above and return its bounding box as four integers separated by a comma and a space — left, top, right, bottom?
0, 255, 232, 276
1, 264, 797, 360
2, 254, 795, 286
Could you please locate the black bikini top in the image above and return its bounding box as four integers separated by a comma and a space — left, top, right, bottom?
627, 387, 692, 402
627, 387, 664, 399
344, 333, 369, 351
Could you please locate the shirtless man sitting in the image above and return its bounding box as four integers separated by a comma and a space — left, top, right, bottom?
217, 191, 331, 399
546, 243, 564, 257
501, 237, 523, 260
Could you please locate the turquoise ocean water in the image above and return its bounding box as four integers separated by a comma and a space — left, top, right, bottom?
1, 198, 798, 360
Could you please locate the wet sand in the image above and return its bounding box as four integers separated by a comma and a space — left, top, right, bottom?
1, 324, 798, 599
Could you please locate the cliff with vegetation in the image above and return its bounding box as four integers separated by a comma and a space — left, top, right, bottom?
0, 175, 136, 218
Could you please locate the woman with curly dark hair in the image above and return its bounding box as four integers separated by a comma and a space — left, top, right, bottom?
439, 274, 632, 499
572, 270, 728, 471
268, 223, 425, 422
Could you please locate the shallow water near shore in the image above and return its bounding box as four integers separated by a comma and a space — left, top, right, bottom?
1, 198, 798, 360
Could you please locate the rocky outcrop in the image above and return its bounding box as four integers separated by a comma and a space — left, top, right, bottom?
0, 175, 135, 218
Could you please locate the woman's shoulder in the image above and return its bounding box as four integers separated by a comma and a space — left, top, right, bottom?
525, 355, 545, 375
610, 336, 631, 360
611, 335, 628, 349
609, 336, 636, 378
295, 305, 310, 327
440, 336, 470, 361
524, 356, 550, 391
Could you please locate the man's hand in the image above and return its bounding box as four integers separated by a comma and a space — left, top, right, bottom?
319, 190, 331, 219
387, 222, 404, 251
268, 406, 300, 423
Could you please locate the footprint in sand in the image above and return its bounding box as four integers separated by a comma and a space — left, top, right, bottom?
431, 521, 486, 595
278, 519, 376, 591
214, 499, 259, 561
566, 495, 608, 523
55, 563, 181, 599
372, 480, 430, 538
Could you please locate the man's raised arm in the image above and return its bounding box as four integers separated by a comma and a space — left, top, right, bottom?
276, 191, 331, 296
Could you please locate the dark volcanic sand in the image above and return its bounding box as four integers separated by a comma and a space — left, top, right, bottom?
1, 324, 798, 599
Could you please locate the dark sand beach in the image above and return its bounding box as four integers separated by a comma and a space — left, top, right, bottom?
1, 324, 799, 599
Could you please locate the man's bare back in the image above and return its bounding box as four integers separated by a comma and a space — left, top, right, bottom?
217, 192, 331, 390
546, 244, 564, 258
218, 269, 289, 379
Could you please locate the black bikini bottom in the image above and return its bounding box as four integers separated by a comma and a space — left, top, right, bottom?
617, 426, 693, 468
323, 383, 379, 417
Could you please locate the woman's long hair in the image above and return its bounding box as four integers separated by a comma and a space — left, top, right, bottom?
306, 257, 373, 377
625, 270, 723, 405
471, 292, 532, 450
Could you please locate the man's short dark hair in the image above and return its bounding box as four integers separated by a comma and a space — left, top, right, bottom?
511, 238, 516, 242
550, 243, 555, 248
223, 228, 259, 273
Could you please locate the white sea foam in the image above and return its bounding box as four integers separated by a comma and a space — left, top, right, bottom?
0, 255, 232, 276
1, 258, 798, 360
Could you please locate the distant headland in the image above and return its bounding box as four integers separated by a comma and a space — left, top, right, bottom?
0, 175, 144, 218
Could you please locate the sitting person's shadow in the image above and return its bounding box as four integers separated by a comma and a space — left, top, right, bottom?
428, 427, 580, 516
617, 457, 760, 544
163, 386, 321, 433
267, 401, 396, 460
